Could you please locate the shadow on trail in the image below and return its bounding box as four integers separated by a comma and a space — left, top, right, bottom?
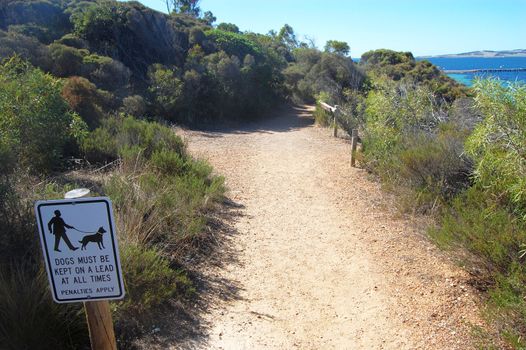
190, 104, 314, 137
135, 198, 246, 350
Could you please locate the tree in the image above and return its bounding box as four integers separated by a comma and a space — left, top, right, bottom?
169, 0, 200, 16
202, 11, 216, 25
148, 64, 184, 118
217, 22, 239, 33
324, 40, 350, 56
278, 24, 298, 49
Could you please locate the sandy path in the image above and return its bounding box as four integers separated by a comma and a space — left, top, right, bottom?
177, 105, 492, 349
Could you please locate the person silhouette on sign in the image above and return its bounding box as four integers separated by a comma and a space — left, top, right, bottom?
48, 210, 78, 252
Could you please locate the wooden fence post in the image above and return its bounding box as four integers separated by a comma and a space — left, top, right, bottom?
332, 113, 338, 137
350, 128, 358, 167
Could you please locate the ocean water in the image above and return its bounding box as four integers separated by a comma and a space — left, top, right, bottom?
420, 57, 526, 86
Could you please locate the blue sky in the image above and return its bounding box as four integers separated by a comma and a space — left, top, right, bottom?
124, 0, 526, 57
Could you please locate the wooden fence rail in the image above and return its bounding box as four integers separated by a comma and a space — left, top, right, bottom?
319, 101, 359, 167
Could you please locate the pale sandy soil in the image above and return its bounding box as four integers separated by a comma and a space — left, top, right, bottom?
169, 105, 499, 350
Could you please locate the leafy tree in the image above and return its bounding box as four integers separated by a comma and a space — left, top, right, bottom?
170, 0, 200, 16
361, 49, 414, 66
205, 29, 262, 59
284, 48, 364, 103
202, 10, 216, 25
278, 24, 298, 49
324, 40, 350, 56
148, 64, 184, 119
217, 22, 239, 33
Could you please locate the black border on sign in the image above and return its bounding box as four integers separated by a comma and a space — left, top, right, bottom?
36, 198, 124, 302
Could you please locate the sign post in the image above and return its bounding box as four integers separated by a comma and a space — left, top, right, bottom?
35, 189, 123, 350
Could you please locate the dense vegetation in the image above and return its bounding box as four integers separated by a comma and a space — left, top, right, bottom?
314, 48, 525, 347
0, 56, 224, 348
0, 0, 362, 125
0, 0, 363, 348
1, 0, 524, 348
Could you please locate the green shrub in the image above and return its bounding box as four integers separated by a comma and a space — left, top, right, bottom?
105, 165, 223, 247
61, 76, 107, 129
313, 104, 331, 127
8, 24, 55, 44
466, 79, 526, 218
360, 49, 467, 102
83, 115, 224, 247
55, 33, 88, 49
359, 79, 471, 212
147, 64, 185, 119
49, 43, 84, 77
430, 80, 526, 347
0, 57, 85, 173
82, 116, 186, 164
82, 54, 131, 91
116, 244, 193, 315
0, 30, 52, 74
431, 185, 526, 346
121, 95, 146, 117
432, 186, 525, 272
150, 149, 187, 176
205, 29, 263, 60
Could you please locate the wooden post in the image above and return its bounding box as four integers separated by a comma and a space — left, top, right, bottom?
84, 301, 118, 350
350, 128, 358, 167
64, 189, 118, 350
332, 114, 338, 137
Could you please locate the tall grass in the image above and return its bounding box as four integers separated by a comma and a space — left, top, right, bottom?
0, 265, 87, 350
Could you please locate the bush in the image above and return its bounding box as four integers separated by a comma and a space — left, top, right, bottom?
0, 57, 85, 173
0, 30, 52, 71
49, 43, 85, 77
82, 54, 131, 91
360, 49, 467, 103
359, 78, 471, 212
8, 24, 55, 44
429, 80, 526, 346
61, 76, 107, 129
82, 116, 223, 243
55, 33, 88, 49
431, 186, 526, 346
1, 0, 71, 43
313, 93, 332, 126
285, 49, 364, 103
465, 79, 526, 217
147, 64, 185, 119
82, 114, 186, 164
121, 95, 146, 117
205, 29, 262, 60
116, 244, 193, 315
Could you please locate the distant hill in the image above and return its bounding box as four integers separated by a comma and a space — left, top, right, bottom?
420, 49, 526, 58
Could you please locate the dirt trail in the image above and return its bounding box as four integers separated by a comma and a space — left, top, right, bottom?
177, 105, 491, 349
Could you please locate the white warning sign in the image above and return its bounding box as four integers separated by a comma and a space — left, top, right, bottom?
35, 197, 125, 303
